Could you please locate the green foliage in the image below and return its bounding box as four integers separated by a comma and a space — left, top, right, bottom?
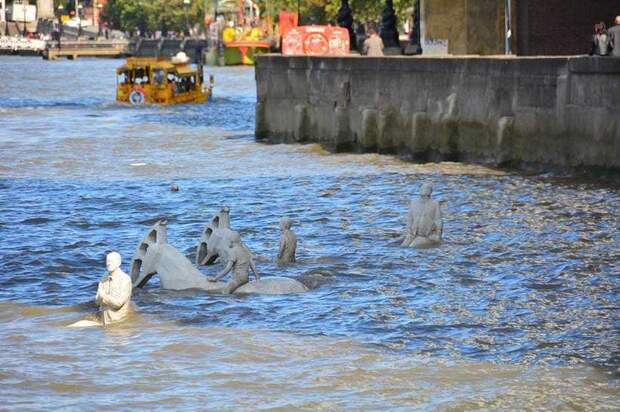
103, 0, 205, 33
257, 0, 412, 25
101, 0, 414, 33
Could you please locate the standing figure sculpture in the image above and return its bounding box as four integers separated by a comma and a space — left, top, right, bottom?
401, 183, 443, 248
278, 217, 297, 265
96, 251, 133, 325
208, 231, 260, 294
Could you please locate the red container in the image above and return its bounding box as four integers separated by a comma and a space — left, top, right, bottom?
282, 26, 350, 56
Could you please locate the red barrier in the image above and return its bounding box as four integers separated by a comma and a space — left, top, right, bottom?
282, 26, 350, 56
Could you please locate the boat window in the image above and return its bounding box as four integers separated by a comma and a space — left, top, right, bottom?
118, 71, 130, 84
134, 67, 150, 85
153, 69, 165, 85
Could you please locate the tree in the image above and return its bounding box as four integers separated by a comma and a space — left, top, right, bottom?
103, 0, 205, 34
254, 0, 410, 25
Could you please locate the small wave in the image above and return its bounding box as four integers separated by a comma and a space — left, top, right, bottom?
20, 217, 51, 224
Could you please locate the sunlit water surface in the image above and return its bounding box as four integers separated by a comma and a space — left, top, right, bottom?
0, 57, 618, 410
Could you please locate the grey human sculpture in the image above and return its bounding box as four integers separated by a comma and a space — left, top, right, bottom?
401, 183, 443, 248
196, 206, 235, 266
68, 251, 133, 328
207, 231, 259, 294
277, 217, 297, 265
131, 220, 308, 294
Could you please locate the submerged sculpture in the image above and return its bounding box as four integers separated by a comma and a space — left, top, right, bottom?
208, 231, 259, 294
401, 183, 443, 248
196, 206, 235, 266
131, 220, 308, 294
277, 217, 297, 264
68, 251, 133, 328
96, 251, 133, 324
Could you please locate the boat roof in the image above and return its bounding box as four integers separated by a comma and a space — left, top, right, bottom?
117, 57, 197, 73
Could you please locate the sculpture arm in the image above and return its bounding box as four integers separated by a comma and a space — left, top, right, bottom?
278, 236, 285, 259
250, 258, 259, 281
212, 260, 233, 281
101, 278, 131, 310
95, 282, 103, 304
430, 204, 443, 240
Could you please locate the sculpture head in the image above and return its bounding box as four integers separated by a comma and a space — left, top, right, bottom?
228, 231, 241, 248
420, 183, 433, 197
106, 252, 121, 272
280, 217, 293, 231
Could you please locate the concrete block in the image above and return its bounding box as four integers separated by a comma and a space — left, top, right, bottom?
294, 104, 309, 142
496, 116, 517, 165
360, 108, 379, 150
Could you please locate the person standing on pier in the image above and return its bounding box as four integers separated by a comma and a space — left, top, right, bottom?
609, 16, 620, 57
363, 27, 384, 57
590, 22, 611, 56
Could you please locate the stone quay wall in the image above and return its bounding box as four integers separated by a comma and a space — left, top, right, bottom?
255, 55, 620, 169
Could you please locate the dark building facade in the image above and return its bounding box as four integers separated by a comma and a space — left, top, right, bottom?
423, 0, 619, 56
517, 0, 620, 55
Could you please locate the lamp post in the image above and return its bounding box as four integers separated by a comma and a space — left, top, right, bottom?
1, 0, 6, 36
504, 0, 512, 54
337, 0, 355, 51
22, 1, 27, 36
97, 3, 103, 37
77, 3, 83, 38
405, 0, 422, 55
57, 4, 64, 49
183, 0, 190, 37
380, 0, 400, 52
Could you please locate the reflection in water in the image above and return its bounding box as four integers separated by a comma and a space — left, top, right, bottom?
0, 57, 619, 409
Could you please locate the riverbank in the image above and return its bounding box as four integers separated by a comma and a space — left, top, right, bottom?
255, 55, 620, 171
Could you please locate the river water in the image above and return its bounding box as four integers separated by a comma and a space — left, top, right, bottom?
0, 56, 618, 410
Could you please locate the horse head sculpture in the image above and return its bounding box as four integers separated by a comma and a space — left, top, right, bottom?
130, 219, 223, 290
196, 206, 236, 266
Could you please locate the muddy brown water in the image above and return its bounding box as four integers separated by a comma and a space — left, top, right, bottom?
0, 57, 618, 410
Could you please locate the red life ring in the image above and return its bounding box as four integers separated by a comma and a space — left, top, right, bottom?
303, 33, 329, 55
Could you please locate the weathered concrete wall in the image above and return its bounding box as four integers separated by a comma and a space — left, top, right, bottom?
255, 55, 620, 169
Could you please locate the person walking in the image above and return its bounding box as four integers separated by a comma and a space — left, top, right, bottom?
363, 27, 384, 57
609, 16, 620, 57
590, 22, 611, 56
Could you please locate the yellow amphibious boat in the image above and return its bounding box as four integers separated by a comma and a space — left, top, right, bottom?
116, 53, 213, 105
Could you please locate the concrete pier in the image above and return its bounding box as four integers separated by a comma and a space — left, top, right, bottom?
255, 55, 620, 169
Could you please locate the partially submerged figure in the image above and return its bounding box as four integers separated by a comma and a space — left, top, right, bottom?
278, 217, 297, 265
68, 251, 133, 327
96, 251, 133, 325
208, 231, 259, 294
401, 183, 443, 248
